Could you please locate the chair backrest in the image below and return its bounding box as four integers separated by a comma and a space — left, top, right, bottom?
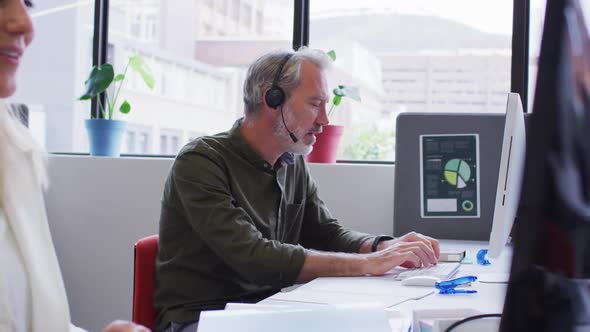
133, 234, 159, 330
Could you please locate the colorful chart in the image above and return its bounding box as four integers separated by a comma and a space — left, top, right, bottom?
443, 159, 472, 189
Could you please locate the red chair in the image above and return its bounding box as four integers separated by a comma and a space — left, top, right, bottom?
133, 235, 159, 330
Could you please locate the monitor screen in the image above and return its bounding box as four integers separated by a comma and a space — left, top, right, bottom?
501, 0, 590, 330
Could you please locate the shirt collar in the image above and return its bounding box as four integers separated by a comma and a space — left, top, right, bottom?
228, 118, 295, 171
279, 152, 295, 166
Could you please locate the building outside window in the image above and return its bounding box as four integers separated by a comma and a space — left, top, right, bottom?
159, 128, 182, 155
122, 125, 152, 154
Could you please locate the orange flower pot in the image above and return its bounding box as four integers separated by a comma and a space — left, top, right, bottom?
305, 125, 344, 163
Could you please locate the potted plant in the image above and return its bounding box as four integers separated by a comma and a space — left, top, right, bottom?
79, 54, 154, 156
306, 50, 361, 163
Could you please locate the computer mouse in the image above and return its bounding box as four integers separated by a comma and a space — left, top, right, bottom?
400, 275, 440, 287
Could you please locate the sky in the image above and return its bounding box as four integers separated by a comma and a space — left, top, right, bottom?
310, 0, 545, 36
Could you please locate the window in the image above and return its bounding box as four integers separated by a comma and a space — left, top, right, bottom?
231, 0, 240, 21
159, 128, 182, 155
241, 3, 252, 28
126, 5, 159, 43
159, 135, 168, 154
528, 0, 547, 112
103, 0, 293, 156
12, 2, 95, 153
138, 132, 150, 154
125, 131, 136, 153
256, 10, 264, 34
19, 0, 530, 161
122, 125, 152, 154
310, 1, 514, 161
15, 0, 292, 156
203, 0, 214, 9
219, 0, 229, 15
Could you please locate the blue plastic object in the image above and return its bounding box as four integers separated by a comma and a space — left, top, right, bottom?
435, 276, 478, 295
85, 119, 127, 157
437, 288, 478, 295
477, 249, 491, 265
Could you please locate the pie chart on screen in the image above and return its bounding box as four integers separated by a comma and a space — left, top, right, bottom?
443, 159, 471, 189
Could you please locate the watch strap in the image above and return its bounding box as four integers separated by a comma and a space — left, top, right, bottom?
371, 235, 394, 252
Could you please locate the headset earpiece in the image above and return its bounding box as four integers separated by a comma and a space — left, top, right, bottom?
264, 53, 293, 109
265, 86, 286, 109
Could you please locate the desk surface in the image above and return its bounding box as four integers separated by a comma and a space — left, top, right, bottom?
260, 240, 511, 323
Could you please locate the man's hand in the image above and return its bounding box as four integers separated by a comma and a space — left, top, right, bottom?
367, 232, 440, 273
296, 232, 440, 282
102, 320, 150, 332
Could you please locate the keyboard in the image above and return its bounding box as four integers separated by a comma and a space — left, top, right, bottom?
394, 262, 461, 281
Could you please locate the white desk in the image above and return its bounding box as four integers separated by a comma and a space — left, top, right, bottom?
259, 240, 512, 329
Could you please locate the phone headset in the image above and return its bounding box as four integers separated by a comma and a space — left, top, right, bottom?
264, 53, 298, 143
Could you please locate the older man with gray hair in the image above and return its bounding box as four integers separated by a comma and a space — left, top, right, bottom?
154, 48, 439, 332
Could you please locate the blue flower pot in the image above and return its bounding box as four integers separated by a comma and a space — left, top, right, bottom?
85, 119, 127, 157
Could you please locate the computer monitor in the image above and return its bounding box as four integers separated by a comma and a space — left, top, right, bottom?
487, 93, 526, 260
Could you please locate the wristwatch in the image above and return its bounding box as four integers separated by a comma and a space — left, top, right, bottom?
371, 235, 394, 252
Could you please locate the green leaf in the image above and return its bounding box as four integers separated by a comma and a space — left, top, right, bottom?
333, 95, 342, 106
341, 86, 361, 102
119, 100, 131, 114
79, 64, 114, 100
114, 74, 125, 82
338, 84, 345, 89
326, 50, 336, 61
333, 87, 345, 96
129, 54, 155, 90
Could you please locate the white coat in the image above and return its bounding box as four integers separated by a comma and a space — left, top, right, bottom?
0, 106, 85, 332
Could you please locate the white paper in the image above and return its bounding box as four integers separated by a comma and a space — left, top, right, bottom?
224, 302, 292, 311
197, 304, 392, 332
303, 275, 435, 298
269, 276, 434, 308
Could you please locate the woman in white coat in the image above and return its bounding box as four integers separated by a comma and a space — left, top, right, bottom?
0, 1, 148, 331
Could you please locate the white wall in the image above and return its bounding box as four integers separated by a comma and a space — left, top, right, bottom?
45, 155, 395, 332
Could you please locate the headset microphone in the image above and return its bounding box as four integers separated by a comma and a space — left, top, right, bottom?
279, 106, 299, 143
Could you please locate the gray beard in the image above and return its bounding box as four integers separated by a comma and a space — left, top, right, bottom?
272, 106, 313, 155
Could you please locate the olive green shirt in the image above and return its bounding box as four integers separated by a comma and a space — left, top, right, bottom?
153, 119, 373, 331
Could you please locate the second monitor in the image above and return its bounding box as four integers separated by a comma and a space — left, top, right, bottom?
394, 93, 527, 242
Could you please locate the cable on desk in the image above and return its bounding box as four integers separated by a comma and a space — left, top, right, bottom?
443, 313, 502, 332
